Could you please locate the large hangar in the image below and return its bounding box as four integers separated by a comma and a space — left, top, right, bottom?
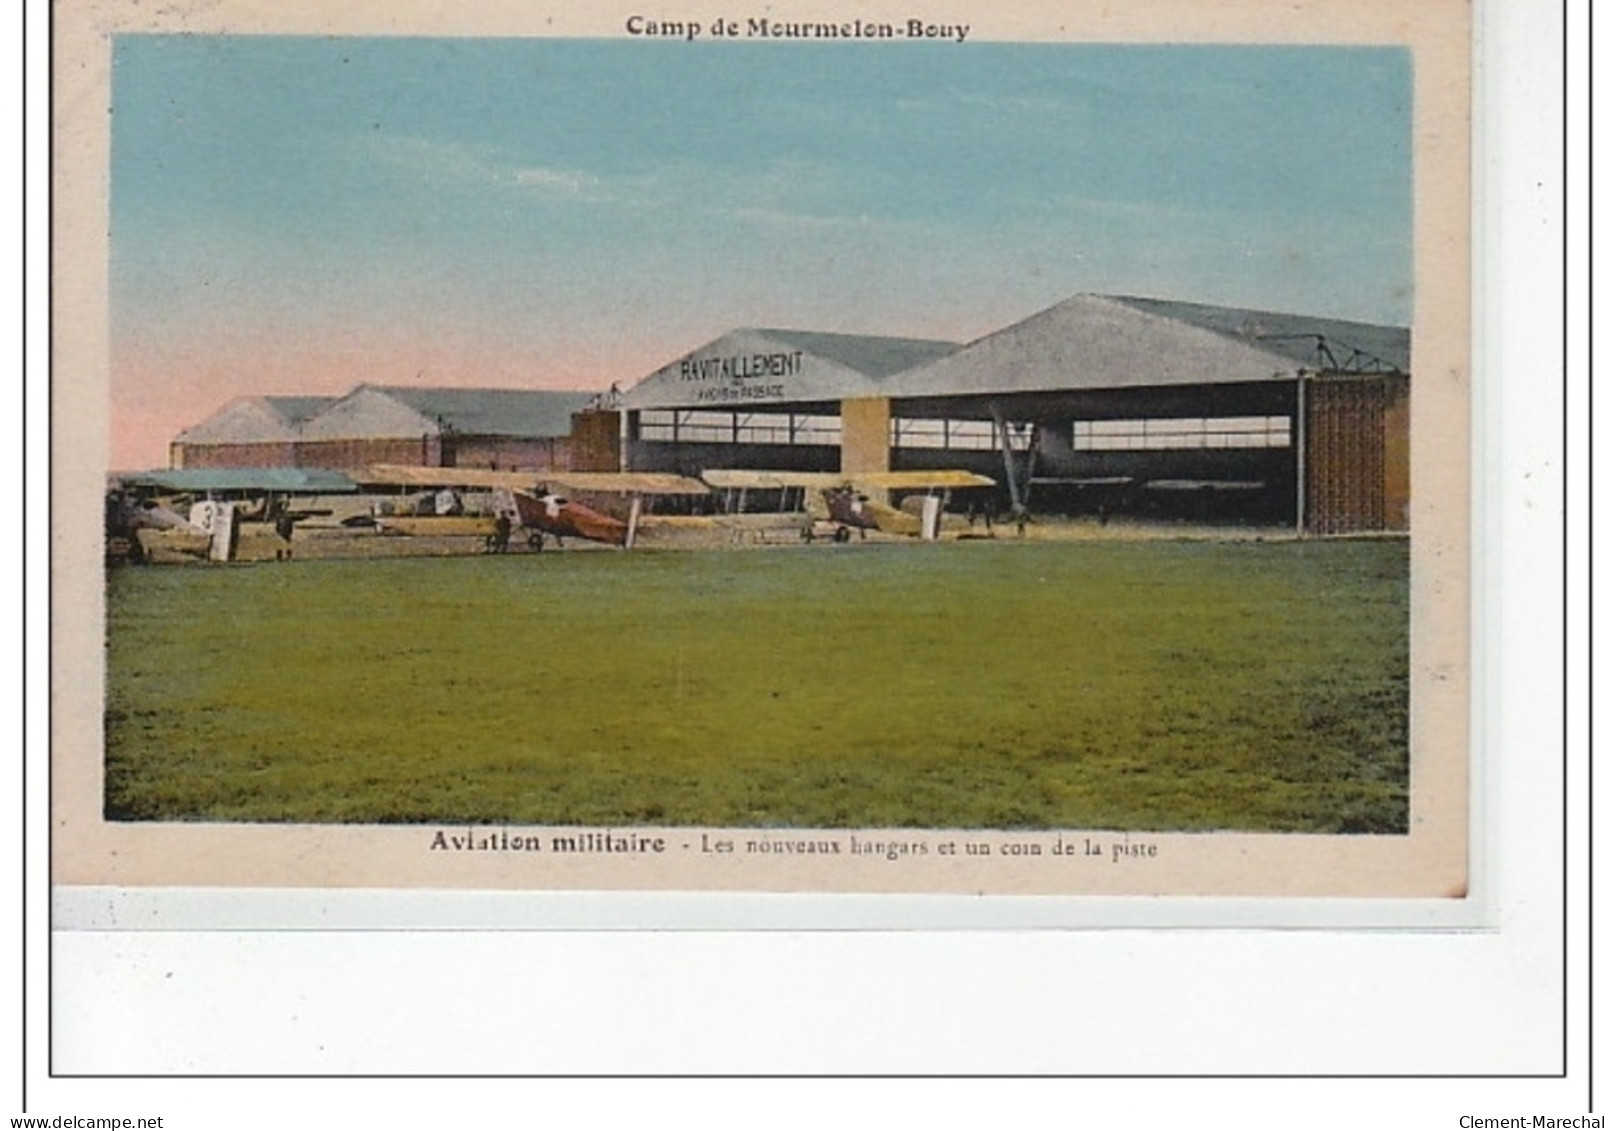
622, 327, 961, 478
619, 294, 1410, 533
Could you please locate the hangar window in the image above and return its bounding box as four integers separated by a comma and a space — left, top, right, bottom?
945, 421, 998, 450
891, 419, 948, 448
1072, 416, 1291, 451
735, 413, 792, 445
677, 411, 736, 443
638, 410, 844, 446
888, 418, 1025, 450
638, 409, 678, 441
791, 415, 842, 446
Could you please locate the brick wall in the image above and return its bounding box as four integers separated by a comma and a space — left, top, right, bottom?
295, 436, 442, 470
567, 411, 622, 472
170, 442, 298, 469
448, 436, 571, 471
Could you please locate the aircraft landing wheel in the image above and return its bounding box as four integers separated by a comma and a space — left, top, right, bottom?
528, 532, 544, 551
833, 526, 851, 543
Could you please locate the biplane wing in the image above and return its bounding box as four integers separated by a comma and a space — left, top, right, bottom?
535, 471, 709, 496
699, 470, 844, 491
700, 468, 995, 540
836, 470, 995, 492
363, 465, 708, 548
362, 465, 706, 495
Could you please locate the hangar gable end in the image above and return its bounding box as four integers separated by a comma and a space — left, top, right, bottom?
176, 396, 331, 444
623, 328, 959, 411
298, 386, 440, 441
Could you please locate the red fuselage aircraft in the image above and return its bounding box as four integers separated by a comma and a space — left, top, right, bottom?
513, 490, 629, 548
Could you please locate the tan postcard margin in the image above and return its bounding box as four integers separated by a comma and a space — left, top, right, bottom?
50, 0, 1472, 901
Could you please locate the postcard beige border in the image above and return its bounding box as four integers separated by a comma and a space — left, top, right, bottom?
51, 0, 1472, 901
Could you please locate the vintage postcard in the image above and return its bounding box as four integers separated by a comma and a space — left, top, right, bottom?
52, 0, 1472, 912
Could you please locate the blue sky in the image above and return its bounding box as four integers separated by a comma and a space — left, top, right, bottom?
110, 36, 1411, 467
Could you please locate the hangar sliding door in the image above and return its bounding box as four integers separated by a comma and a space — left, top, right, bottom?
1302, 374, 1410, 535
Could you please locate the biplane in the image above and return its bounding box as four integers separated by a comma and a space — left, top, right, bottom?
362, 465, 709, 549
510, 487, 628, 548
109, 468, 360, 563
699, 469, 996, 542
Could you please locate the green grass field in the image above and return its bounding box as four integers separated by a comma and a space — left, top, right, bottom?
103, 538, 1409, 831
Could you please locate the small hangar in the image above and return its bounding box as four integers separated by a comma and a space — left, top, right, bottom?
169, 395, 338, 469
173, 384, 606, 474
620, 294, 1410, 533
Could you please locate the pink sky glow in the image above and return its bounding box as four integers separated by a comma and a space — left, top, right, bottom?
109, 338, 668, 473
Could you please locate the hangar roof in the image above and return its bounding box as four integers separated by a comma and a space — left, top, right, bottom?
175, 395, 340, 444
262, 395, 342, 425
1107, 296, 1410, 375
298, 385, 598, 441
749, 329, 960, 380
180, 387, 599, 446
880, 294, 1409, 400
372, 386, 598, 437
